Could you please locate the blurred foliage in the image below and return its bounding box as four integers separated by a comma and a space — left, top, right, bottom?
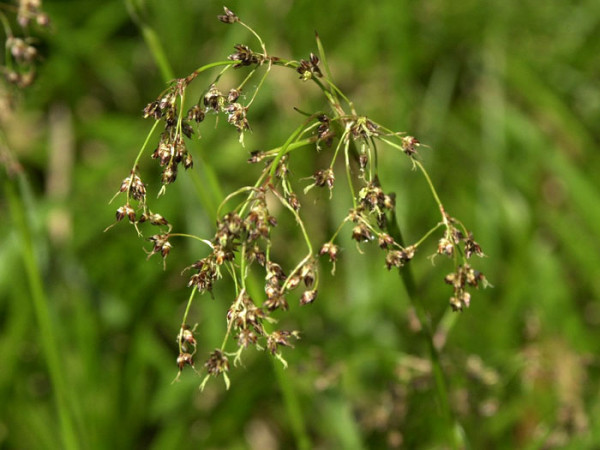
2, 0, 600, 448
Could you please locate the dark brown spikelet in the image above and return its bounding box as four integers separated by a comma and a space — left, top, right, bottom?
218, 7, 238, 24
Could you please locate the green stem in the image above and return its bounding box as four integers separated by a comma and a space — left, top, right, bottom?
5, 177, 79, 450
272, 361, 311, 450
413, 222, 445, 248
262, 137, 314, 157
387, 210, 465, 449
140, 24, 174, 81
125, 0, 174, 81
414, 160, 444, 211
269, 120, 315, 179
244, 273, 312, 449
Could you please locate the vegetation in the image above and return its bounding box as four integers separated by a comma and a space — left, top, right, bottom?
2, 1, 600, 448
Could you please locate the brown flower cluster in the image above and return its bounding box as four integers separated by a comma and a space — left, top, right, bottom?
1, 0, 50, 88
437, 212, 487, 311
108, 7, 490, 389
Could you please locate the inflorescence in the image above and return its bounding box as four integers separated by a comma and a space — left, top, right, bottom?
0, 0, 50, 89
107, 7, 488, 389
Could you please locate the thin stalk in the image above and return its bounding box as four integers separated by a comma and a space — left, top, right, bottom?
246, 60, 271, 108
272, 361, 311, 450
244, 274, 312, 450
5, 177, 79, 450
262, 137, 314, 157
269, 120, 315, 179
414, 160, 444, 212
387, 210, 466, 449
125, 0, 174, 81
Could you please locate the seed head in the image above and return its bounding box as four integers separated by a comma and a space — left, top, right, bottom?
177, 352, 194, 371
187, 105, 205, 123
300, 289, 317, 306
218, 7, 238, 24
352, 223, 372, 242
267, 330, 300, 355
319, 242, 339, 262
228, 45, 260, 67
401, 136, 420, 156
314, 168, 335, 189
204, 84, 224, 111
116, 204, 136, 223
205, 349, 230, 375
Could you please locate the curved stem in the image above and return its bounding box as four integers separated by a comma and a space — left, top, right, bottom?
179, 286, 198, 353
168, 233, 214, 248
269, 119, 317, 179
414, 160, 444, 212
413, 222, 445, 248
247, 59, 272, 108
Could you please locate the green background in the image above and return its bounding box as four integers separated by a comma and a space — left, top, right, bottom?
2, 0, 600, 448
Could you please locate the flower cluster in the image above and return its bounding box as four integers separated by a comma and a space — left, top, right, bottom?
437, 212, 487, 310
1, 0, 50, 88
108, 7, 489, 389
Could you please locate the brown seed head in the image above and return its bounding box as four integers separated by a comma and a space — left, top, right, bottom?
218, 7, 238, 24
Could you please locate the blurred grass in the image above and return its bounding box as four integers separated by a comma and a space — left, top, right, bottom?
1, 0, 600, 448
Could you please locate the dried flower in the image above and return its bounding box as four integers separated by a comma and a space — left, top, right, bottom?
297, 53, 322, 80
267, 330, 300, 355
205, 349, 230, 375
228, 45, 261, 67
320, 242, 339, 262
300, 289, 317, 305
217, 7, 238, 24
177, 352, 195, 371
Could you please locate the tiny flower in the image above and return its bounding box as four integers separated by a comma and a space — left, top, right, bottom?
296, 53, 322, 80
352, 224, 372, 242
138, 212, 169, 227
319, 242, 339, 262
204, 84, 224, 111
267, 330, 300, 355
316, 114, 334, 145
144, 101, 162, 119
401, 136, 420, 156
464, 233, 484, 258
225, 102, 250, 132
116, 204, 136, 223
300, 289, 317, 305
178, 325, 197, 352
236, 329, 258, 348
147, 233, 172, 260
177, 352, 194, 371
152, 139, 173, 166
205, 349, 230, 375
350, 116, 379, 139
438, 235, 454, 256
286, 275, 301, 291
227, 88, 241, 103
378, 233, 395, 249
228, 45, 260, 67
385, 249, 413, 270
187, 105, 205, 123
449, 296, 463, 312
266, 262, 286, 283
314, 168, 335, 189
263, 293, 289, 311
248, 151, 265, 164
287, 193, 301, 211
183, 152, 194, 169
161, 164, 178, 184
217, 6, 238, 24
